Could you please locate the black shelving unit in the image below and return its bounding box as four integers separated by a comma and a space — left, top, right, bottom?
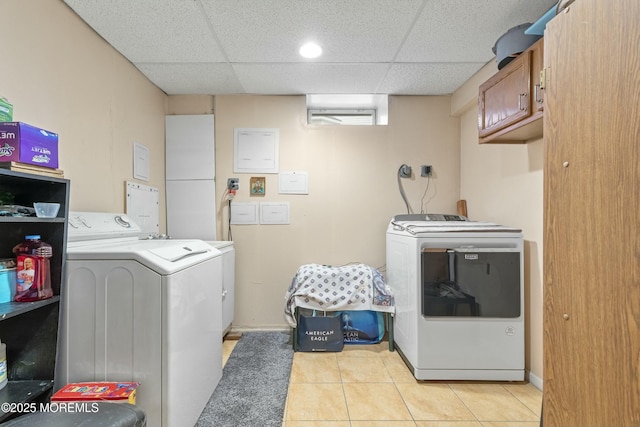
0, 169, 69, 422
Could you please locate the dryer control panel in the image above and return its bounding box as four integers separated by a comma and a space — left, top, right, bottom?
393, 213, 468, 222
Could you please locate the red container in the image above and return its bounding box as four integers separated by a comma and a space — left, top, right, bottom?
12, 235, 53, 301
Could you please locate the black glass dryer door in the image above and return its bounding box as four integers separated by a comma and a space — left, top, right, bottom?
453, 249, 521, 318
421, 248, 521, 318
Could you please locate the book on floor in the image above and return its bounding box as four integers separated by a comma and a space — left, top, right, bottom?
51, 382, 139, 404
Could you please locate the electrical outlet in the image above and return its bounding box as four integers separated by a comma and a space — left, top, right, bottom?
227, 178, 239, 190
399, 164, 412, 178
421, 165, 432, 177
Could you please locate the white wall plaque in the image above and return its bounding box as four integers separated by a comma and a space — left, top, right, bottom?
133, 142, 150, 181
234, 128, 279, 173
260, 202, 290, 224
278, 171, 308, 194
230, 201, 259, 224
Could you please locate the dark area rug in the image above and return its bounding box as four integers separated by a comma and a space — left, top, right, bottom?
196, 331, 294, 427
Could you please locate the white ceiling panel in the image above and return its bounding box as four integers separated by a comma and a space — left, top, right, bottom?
397, 0, 557, 62
378, 63, 487, 95
233, 63, 389, 95
199, 0, 424, 63
62, 0, 556, 96
136, 63, 244, 95
64, 0, 227, 63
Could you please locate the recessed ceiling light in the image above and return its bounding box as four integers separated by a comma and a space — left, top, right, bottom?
299, 42, 322, 59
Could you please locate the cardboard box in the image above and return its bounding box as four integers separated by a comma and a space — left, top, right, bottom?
51, 382, 139, 404
0, 122, 58, 169
0, 98, 12, 122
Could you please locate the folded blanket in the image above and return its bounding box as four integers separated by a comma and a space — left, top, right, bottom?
284, 263, 395, 327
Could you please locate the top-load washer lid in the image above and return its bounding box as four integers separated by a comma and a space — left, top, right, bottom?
67, 237, 221, 275
66, 212, 221, 274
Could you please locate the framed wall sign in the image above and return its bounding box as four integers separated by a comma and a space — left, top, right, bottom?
278, 171, 308, 194
260, 202, 290, 225
233, 128, 279, 173
133, 142, 150, 181
250, 177, 266, 196
230, 202, 259, 225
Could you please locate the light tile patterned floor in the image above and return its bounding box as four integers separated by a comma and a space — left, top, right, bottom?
222, 339, 542, 427
222, 339, 237, 367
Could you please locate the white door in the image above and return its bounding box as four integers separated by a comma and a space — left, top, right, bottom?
165, 114, 215, 180
166, 180, 216, 240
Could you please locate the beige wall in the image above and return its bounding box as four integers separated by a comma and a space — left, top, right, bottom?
212, 95, 460, 328
1, 0, 167, 220
453, 62, 544, 386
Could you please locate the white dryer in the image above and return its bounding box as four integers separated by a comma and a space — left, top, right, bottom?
57, 212, 223, 427
386, 214, 524, 381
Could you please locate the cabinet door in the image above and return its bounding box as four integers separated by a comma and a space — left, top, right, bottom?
478, 51, 531, 137
543, 1, 640, 426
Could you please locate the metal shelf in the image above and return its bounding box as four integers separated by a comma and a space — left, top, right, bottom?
0, 380, 54, 422
0, 217, 65, 223
0, 297, 60, 322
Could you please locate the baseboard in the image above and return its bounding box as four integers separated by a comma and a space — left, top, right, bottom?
527, 371, 543, 391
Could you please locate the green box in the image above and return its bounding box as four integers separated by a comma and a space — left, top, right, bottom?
0, 98, 12, 122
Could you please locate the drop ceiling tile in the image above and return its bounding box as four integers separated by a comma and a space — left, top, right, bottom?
135, 63, 243, 95
199, 0, 423, 62
64, 0, 226, 63
63, 0, 558, 96
377, 63, 486, 95
233, 63, 389, 95
397, 0, 556, 62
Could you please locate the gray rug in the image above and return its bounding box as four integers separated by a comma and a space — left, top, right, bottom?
196, 331, 294, 427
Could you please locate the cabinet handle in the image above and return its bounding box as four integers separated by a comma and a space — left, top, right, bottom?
534, 84, 543, 104
518, 93, 528, 111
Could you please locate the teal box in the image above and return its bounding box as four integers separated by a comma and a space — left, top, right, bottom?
0, 267, 16, 303
0, 98, 12, 122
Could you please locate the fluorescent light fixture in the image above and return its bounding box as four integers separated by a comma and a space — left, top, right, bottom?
299, 42, 322, 58
308, 109, 376, 126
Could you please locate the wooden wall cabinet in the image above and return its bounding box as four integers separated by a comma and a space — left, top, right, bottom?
478, 38, 544, 143
0, 170, 69, 422
543, 1, 640, 425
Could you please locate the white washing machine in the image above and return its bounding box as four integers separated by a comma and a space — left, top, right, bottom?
57, 212, 223, 427
386, 214, 524, 381
205, 241, 234, 334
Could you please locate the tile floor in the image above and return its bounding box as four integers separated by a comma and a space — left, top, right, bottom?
222, 339, 542, 427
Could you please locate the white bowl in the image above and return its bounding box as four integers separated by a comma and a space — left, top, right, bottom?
33, 202, 60, 218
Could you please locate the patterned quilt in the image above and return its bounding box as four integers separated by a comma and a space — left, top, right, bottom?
284, 263, 395, 327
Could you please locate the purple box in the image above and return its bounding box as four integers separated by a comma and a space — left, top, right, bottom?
0, 122, 59, 169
